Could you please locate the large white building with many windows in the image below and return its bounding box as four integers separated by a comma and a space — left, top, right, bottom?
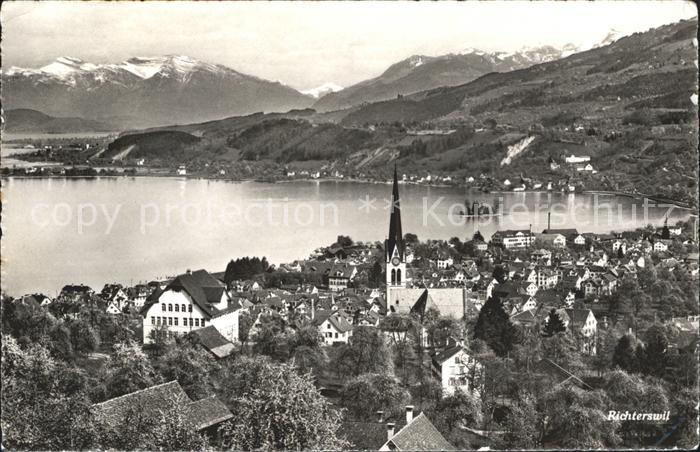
490, 230, 536, 249
141, 269, 240, 344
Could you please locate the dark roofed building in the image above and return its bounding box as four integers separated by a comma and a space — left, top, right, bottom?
189, 325, 236, 359
381, 412, 455, 451
92, 381, 232, 433
186, 396, 234, 431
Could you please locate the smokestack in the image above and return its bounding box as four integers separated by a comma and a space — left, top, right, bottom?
548, 212, 551, 231
376, 410, 385, 423
405, 405, 414, 424
386, 422, 395, 440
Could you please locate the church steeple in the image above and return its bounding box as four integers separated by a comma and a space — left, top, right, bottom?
386, 164, 404, 260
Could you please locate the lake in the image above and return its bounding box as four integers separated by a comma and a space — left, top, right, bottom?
0, 177, 693, 296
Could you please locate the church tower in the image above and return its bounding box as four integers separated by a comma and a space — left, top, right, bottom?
386, 165, 407, 291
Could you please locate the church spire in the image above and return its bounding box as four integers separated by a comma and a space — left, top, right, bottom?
386, 164, 404, 260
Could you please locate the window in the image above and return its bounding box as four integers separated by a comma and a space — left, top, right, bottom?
188, 305, 192, 312
202, 320, 206, 327
327, 324, 331, 329
195, 319, 199, 327
182, 304, 186, 312
175, 304, 179, 312
168, 304, 172, 312
189, 318, 193, 326
168, 317, 173, 326
174, 318, 178, 326
151, 317, 155, 325
161, 303, 166, 312
335, 333, 339, 339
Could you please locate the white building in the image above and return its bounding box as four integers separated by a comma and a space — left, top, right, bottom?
314, 311, 353, 345
141, 269, 240, 344
491, 230, 535, 249
564, 154, 591, 164
431, 346, 483, 396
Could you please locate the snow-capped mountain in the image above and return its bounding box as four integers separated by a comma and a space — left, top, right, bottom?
301, 82, 344, 99
313, 30, 627, 112
3, 55, 313, 128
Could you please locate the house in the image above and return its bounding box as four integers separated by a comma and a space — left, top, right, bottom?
653, 240, 670, 252
59, 284, 94, 302
380, 408, 455, 451
535, 233, 566, 248
314, 310, 354, 345
18, 293, 52, 307
472, 239, 488, 252
433, 252, 454, 270
177, 165, 187, 176
141, 269, 240, 345
564, 308, 597, 355
341, 407, 455, 451
105, 301, 122, 315
431, 346, 483, 396
535, 268, 559, 289
574, 234, 586, 246
92, 381, 232, 436
490, 230, 535, 249
101, 284, 129, 310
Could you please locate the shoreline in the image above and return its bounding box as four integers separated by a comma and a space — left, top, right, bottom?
2, 172, 697, 211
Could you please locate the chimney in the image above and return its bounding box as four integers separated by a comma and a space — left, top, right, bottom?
386, 422, 395, 441
376, 410, 385, 423
186, 269, 192, 275
405, 405, 414, 424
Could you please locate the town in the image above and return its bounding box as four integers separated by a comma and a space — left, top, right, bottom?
2, 169, 698, 449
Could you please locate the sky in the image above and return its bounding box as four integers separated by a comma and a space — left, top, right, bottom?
1, 1, 697, 91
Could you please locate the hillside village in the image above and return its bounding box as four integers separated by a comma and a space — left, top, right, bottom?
3, 171, 699, 450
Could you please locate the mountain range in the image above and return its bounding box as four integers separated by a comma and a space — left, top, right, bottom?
102, 18, 697, 206
2, 55, 314, 129
3, 108, 114, 133
311, 30, 625, 112
2, 30, 624, 130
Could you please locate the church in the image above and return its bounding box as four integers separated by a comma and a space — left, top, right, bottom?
385, 167, 468, 320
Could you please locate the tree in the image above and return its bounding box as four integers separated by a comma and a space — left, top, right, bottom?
333, 326, 393, 376
426, 316, 464, 349
340, 373, 410, 420
1, 337, 100, 450
473, 231, 485, 242
539, 386, 621, 448
224, 256, 270, 283
473, 296, 520, 356
430, 389, 481, 433
603, 370, 670, 445
492, 265, 507, 283
635, 324, 669, 377
105, 342, 159, 399
67, 317, 100, 355
612, 334, 637, 372
404, 233, 419, 244
541, 309, 566, 337
502, 394, 540, 448
368, 260, 384, 288
335, 235, 354, 247
154, 340, 219, 400
218, 357, 347, 450
97, 396, 208, 450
